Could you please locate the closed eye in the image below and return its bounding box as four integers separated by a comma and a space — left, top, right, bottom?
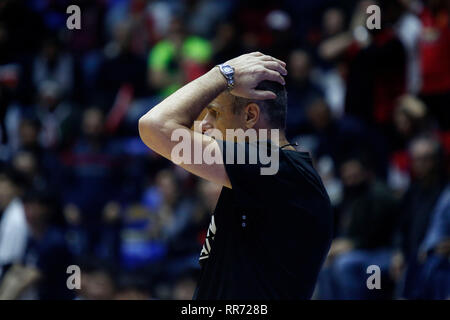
208, 108, 219, 118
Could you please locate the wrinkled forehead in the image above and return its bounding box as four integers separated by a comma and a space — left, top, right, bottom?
207, 91, 234, 111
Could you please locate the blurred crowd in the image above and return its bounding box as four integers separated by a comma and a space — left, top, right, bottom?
0, 0, 449, 300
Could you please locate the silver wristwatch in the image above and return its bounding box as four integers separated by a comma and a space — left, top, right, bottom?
217, 64, 235, 90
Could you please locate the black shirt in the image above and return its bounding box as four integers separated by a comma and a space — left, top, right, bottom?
194, 141, 333, 300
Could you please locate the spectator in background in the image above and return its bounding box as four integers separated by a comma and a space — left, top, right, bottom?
322, 7, 347, 41
96, 201, 122, 264
345, 0, 406, 128
412, 184, 450, 299
303, 98, 365, 158
137, 169, 200, 281
164, 179, 220, 277
15, 117, 63, 193
316, 154, 399, 299
315, 7, 347, 118
61, 107, 122, 257
391, 135, 447, 298
0, 169, 28, 280
212, 21, 243, 65
0, 62, 21, 147
97, 19, 148, 109
119, 204, 167, 271
66, 0, 107, 54
32, 37, 74, 100
315, 156, 344, 209
11, 150, 46, 192
233, 0, 284, 54
0, 190, 73, 300
418, 0, 450, 129
64, 203, 88, 260
316, 7, 348, 70
285, 50, 323, 138
114, 272, 152, 300
75, 258, 117, 300
265, 9, 294, 62
183, 0, 233, 39
33, 80, 77, 150
153, 170, 197, 251
318, 1, 406, 128
394, 0, 423, 95
171, 269, 199, 300
300, 97, 388, 178
388, 95, 430, 195
392, 95, 430, 151
147, 16, 212, 98
16, 118, 42, 155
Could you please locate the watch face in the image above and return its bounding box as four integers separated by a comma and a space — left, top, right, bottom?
222, 65, 233, 75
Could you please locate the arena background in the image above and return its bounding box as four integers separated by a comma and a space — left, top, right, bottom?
0, 0, 449, 300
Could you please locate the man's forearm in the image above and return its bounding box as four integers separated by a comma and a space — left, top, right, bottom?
140, 67, 226, 130
139, 67, 226, 161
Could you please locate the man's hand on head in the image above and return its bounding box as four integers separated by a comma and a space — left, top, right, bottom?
139, 52, 287, 188
224, 52, 287, 100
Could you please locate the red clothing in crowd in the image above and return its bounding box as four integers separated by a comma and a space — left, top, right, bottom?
419, 7, 450, 94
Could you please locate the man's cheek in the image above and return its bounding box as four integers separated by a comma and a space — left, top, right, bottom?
214, 121, 226, 135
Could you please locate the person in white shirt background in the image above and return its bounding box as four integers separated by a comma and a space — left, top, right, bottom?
0, 169, 29, 278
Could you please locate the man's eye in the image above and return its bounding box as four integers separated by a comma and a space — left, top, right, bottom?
210, 109, 218, 117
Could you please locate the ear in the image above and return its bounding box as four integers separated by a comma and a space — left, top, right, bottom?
244, 103, 260, 129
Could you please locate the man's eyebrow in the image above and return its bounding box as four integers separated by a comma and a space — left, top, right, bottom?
207, 104, 219, 111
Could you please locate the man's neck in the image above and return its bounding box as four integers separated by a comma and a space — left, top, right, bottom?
245, 129, 295, 150
277, 132, 294, 150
